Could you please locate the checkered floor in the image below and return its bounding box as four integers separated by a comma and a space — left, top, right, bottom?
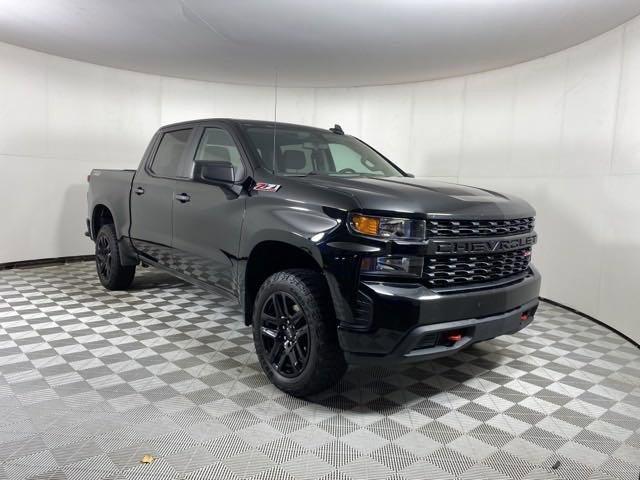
0, 262, 638, 480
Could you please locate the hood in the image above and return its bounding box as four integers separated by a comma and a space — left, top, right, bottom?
289, 175, 535, 219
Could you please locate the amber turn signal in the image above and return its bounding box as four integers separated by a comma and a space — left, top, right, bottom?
351, 214, 380, 236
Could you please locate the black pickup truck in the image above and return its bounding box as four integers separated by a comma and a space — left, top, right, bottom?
87, 118, 540, 396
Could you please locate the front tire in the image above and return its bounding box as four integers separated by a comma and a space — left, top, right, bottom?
95, 224, 135, 290
252, 269, 347, 397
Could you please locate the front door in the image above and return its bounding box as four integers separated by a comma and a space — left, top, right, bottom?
171, 126, 247, 297
130, 127, 194, 266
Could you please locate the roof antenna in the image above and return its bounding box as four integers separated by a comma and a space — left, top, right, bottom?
330, 124, 344, 135
272, 71, 278, 173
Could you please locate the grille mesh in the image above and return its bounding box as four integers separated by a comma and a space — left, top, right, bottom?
424, 248, 532, 288
427, 217, 535, 237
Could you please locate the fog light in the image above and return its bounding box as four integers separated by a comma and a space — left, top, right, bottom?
360, 256, 424, 277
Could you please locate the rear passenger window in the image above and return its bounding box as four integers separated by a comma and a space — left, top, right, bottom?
194, 128, 244, 177
151, 129, 192, 178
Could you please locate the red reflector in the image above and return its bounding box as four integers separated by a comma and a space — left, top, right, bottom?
520, 312, 529, 321
446, 331, 462, 342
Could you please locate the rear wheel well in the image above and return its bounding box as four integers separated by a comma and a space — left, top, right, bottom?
244, 241, 324, 325
92, 205, 114, 238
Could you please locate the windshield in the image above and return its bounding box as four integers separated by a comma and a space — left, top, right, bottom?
242, 124, 404, 177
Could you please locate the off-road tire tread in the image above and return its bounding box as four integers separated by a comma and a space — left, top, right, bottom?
252, 268, 347, 397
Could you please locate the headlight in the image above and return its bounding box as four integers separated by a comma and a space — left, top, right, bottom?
361, 256, 424, 276
350, 214, 426, 241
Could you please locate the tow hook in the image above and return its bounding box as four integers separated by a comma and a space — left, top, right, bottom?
444, 330, 462, 345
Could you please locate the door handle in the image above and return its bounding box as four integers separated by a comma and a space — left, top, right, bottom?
134, 186, 145, 195
175, 193, 191, 203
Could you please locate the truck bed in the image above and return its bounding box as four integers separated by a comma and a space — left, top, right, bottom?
87, 169, 136, 241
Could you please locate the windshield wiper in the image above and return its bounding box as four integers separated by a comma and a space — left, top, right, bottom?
281, 171, 323, 177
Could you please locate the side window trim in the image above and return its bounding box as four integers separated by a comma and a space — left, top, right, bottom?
179, 126, 203, 179
146, 127, 195, 180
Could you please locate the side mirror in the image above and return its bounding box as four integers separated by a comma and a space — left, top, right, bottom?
194, 160, 237, 184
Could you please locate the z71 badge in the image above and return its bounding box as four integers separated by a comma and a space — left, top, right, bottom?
253, 182, 281, 192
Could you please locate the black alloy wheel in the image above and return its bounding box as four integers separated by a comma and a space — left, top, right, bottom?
94, 224, 135, 290
96, 233, 112, 281
251, 269, 347, 396
260, 292, 310, 377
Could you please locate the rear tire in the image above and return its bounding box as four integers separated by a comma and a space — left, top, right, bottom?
252, 269, 347, 397
95, 224, 135, 290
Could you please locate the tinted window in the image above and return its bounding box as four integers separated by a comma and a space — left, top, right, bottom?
151, 129, 192, 178
242, 125, 403, 177
329, 143, 369, 173
278, 146, 314, 174
195, 128, 243, 175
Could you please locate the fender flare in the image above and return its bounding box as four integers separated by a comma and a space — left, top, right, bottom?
242, 229, 324, 268
240, 230, 352, 326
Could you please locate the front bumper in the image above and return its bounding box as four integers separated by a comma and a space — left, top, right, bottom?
337, 265, 541, 364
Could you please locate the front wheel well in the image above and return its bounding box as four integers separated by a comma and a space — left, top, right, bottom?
244, 241, 324, 325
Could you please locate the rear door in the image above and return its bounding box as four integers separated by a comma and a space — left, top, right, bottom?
171, 124, 247, 297
130, 127, 195, 266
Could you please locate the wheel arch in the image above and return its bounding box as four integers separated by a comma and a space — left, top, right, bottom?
90, 203, 138, 266
242, 238, 328, 326
91, 203, 116, 238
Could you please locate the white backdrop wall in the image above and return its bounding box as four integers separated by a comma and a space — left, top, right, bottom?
1, 16, 639, 342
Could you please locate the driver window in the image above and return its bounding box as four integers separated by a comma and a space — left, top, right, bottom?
195, 128, 243, 173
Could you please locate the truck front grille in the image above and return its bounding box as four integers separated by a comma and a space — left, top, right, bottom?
427, 217, 535, 237
424, 248, 532, 288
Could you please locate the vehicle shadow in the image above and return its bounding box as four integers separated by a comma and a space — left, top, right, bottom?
58, 183, 93, 258
127, 269, 187, 290
304, 344, 507, 412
